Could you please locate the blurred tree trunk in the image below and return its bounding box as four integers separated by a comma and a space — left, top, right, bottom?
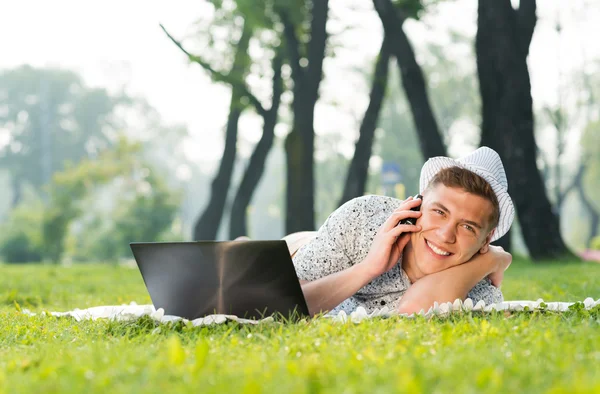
582, 192, 600, 248
573, 163, 600, 248
10, 177, 22, 208
194, 89, 243, 240
192, 24, 252, 240
339, 36, 391, 206
278, 0, 329, 233
544, 106, 569, 213
373, 0, 447, 159
478, 0, 536, 252
553, 162, 599, 248
229, 53, 284, 239
476, 0, 576, 260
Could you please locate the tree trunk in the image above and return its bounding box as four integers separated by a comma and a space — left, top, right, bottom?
585, 206, 600, 248
229, 54, 284, 239
339, 36, 391, 207
10, 176, 22, 208
574, 163, 600, 248
193, 25, 251, 240
193, 95, 242, 240
373, 0, 446, 159
476, 0, 576, 261
285, 108, 316, 233
493, 231, 512, 253
39, 77, 53, 193
279, 0, 329, 233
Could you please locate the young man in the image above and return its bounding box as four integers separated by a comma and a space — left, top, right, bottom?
291, 146, 515, 316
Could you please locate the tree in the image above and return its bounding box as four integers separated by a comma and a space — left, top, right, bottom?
373, 38, 482, 199
578, 121, 600, 247
373, 0, 447, 160
276, 0, 330, 233
41, 138, 178, 263
0, 197, 45, 263
68, 169, 179, 262
424, 40, 481, 148
162, 17, 253, 241
162, 0, 287, 239
0, 66, 126, 206
338, 36, 392, 206
476, 0, 575, 260
533, 15, 587, 221
229, 51, 284, 239
566, 55, 600, 249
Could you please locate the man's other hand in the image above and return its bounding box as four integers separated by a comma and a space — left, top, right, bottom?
486, 245, 512, 288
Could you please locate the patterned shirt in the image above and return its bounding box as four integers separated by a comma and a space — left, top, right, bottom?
292, 195, 503, 314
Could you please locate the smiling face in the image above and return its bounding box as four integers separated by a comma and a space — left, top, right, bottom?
402, 183, 497, 281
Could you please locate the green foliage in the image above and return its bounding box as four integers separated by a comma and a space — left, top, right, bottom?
392, 0, 427, 20
113, 172, 179, 244
68, 171, 180, 262
0, 233, 42, 264
0, 65, 130, 197
0, 261, 599, 393
68, 220, 125, 262
591, 236, 600, 251
0, 137, 180, 264
40, 138, 141, 263
0, 198, 45, 263
174, 0, 259, 81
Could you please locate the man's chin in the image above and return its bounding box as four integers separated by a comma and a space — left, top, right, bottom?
414, 245, 450, 274
414, 256, 447, 276
417, 263, 445, 276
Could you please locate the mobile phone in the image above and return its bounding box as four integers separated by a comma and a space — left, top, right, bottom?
399, 194, 422, 226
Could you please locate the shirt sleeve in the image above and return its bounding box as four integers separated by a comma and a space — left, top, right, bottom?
467, 278, 504, 305
292, 196, 370, 282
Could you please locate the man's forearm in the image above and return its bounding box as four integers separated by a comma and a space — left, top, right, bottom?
300, 263, 376, 316
396, 254, 497, 314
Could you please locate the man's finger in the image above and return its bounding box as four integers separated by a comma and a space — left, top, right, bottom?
395, 232, 412, 251
389, 223, 421, 236
383, 210, 422, 231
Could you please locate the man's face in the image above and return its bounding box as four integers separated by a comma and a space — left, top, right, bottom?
407, 184, 495, 277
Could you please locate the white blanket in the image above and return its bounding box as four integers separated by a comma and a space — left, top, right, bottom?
22, 297, 600, 326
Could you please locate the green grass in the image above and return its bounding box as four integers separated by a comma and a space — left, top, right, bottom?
1, 259, 599, 393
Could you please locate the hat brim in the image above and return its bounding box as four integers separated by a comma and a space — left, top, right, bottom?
419, 157, 515, 242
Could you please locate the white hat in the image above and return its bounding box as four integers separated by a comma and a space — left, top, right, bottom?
419, 146, 515, 242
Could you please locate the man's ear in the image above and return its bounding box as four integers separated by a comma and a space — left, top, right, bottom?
479, 229, 495, 254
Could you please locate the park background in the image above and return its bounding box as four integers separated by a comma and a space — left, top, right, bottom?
1, 0, 600, 264
2, 2, 600, 393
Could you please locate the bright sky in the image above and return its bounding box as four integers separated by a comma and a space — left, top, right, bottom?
1, 0, 599, 165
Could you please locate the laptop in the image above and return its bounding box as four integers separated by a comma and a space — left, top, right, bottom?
129, 240, 310, 320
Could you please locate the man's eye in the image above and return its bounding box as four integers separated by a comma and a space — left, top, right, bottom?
464, 225, 475, 233
434, 209, 444, 215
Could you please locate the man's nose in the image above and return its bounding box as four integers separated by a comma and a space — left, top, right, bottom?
437, 221, 456, 243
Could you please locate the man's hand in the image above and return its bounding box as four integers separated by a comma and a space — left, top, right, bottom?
361, 196, 422, 279
296, 197, 423, 316
485, 245, 512, 288
396, 244, 510, 314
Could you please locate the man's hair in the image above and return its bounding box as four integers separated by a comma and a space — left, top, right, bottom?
426, 166, 500, 230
